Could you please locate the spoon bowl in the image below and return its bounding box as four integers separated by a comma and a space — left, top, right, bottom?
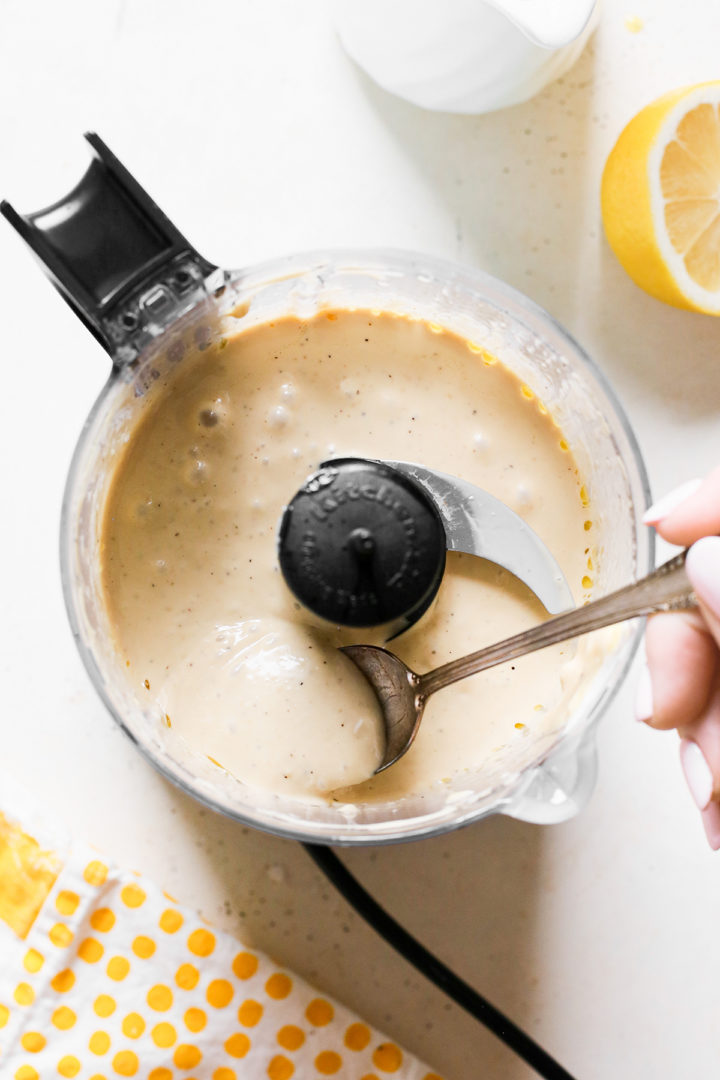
341, 646, 425, 771
344, 551, 696, 774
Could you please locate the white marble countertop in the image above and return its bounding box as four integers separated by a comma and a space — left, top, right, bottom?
1, 1, 720, 1076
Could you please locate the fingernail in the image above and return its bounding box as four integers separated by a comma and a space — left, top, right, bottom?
701, 802, 720, 851
634, 663, 653, 722
685, 536, 720, 618
680, 739, 714, 810
642, 478, 702, 524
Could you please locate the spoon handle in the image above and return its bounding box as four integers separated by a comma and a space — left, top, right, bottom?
418, 552, 695, 699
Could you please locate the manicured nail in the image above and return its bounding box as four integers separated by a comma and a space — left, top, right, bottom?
642, 478, 702, 524
686, 536, 720, 618
680, 739, 713, 810
701, 803, 720, 851
634, 663, 653, 722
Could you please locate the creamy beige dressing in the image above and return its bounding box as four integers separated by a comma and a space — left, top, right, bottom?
101, 310, 598, 803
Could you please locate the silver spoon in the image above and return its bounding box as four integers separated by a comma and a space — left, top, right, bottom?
342, 551, 697, 774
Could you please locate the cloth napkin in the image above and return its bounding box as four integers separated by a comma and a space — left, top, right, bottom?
0, 778, 443, 1080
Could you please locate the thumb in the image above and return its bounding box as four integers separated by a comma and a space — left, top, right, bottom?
685, 537, 720, 648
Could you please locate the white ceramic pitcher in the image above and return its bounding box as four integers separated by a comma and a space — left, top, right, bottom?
335, 0, 599, 114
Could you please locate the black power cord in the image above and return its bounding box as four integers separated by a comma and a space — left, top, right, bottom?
304, 844, 578, 1080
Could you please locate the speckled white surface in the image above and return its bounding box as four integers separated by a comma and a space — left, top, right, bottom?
1, 2, 720, 1077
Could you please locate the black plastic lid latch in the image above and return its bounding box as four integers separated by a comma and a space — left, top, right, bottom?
0, 132, 219, 365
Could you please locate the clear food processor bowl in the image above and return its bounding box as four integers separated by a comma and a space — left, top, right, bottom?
60, 249, 653, 845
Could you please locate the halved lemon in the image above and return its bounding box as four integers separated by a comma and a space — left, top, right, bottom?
601, 81, 720, 313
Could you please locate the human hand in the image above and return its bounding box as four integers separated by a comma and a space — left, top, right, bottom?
635, 466, 720, 849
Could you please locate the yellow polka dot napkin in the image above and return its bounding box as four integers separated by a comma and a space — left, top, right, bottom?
0, 779, 443, 1080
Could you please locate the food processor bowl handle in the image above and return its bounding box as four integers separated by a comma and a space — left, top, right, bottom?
0, 132, 220, 365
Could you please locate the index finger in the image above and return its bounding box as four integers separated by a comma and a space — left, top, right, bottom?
649, 465, 720, 547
